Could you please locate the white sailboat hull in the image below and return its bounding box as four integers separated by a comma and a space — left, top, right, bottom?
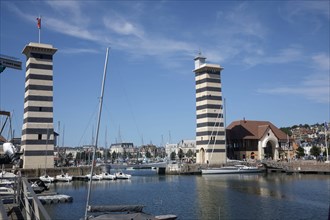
201, 165, 264, 175
56, 174, 73, 182
40, 175, 55, 183
115, 172, 131, 179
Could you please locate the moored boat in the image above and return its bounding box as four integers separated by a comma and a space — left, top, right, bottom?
201, 164, 264, 175
115, 172, 131, 179
40, 174, 55, 183
85, 173, 103, 181
56, 173, 73, 182
99, 172, 116, 180
0, 186, 14, 195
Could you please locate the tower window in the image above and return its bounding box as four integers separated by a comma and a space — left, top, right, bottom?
38, 134, 42, 140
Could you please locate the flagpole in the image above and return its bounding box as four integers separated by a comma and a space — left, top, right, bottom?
37, 16, 41, 43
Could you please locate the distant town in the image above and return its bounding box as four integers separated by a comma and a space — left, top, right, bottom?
38, 122, 328, 167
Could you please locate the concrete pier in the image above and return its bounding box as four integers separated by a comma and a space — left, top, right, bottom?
263, 160, 330, 174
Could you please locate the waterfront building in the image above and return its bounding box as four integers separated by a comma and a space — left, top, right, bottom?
177, 139, 196, 155
165, 140, 196, 160
21, 43, 57, 169
110, 143, 134, 155
226, 120, 290, 161
193, 53, 225, 165
165, 143, 177, 159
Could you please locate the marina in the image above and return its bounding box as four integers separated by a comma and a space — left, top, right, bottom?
0, 160, 329, 219
1, 2, 329, 219
40, 170, 329, 220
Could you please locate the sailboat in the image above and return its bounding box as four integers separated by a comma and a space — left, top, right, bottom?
201, 99, 263, 175
56, 172, 73, 182
83, 48, 176, 220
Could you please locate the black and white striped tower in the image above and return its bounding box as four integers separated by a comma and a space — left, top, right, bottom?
194, 53, 225, 165
21, 43, 57, 169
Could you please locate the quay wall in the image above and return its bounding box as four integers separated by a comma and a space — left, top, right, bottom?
263, 160, 330, 174
165, 163, 202, 175
5, 161, 328, 177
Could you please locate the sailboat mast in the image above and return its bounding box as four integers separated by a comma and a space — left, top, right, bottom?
84, 47, 110, 220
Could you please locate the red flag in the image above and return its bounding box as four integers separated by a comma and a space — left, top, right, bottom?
36, 17, 41, 29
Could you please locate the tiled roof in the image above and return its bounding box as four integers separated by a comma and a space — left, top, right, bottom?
226, 120, 288, 141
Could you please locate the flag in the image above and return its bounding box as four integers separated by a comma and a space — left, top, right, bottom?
36, 17, 41, 29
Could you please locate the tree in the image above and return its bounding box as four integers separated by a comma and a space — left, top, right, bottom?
280, 127, 292, 136
296, 146, 305, 158
178, 148, 184, 160
112, 151, 117, 162
170, 151, 176, 160
310, 146, 321, 157
186, 149, 194, 158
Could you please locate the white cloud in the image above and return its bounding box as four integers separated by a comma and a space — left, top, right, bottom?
45, 1, 89, 25
45, 17, 101, 42
243, 47, 304, 67
312, 53, 330, 71
258, 53, 330, 104
103, 16, 144, 38
60, 48, 100, 54
280, 1, 330, 31
222, 2, 267, 39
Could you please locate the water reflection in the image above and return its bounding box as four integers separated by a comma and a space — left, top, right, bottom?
45, 172, 329, 220
196, 173, 329, 219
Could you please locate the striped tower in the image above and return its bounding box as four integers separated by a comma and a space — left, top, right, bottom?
21, 43, 57, 169
194, 53, 225, 165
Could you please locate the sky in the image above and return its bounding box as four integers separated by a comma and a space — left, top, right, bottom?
0, 0, 329, 148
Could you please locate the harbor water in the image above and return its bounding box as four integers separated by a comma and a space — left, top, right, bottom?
44, 170, 329, 220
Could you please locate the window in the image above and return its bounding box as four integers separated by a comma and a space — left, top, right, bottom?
38, 134, 42, 140
39, 107, 42, 111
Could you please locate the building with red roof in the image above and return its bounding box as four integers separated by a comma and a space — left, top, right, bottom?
226, 119, 291, 161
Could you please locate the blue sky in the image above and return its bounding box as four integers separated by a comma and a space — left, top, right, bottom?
0, 1, 329, 147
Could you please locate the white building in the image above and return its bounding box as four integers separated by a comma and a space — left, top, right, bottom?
165, 140, 196, 159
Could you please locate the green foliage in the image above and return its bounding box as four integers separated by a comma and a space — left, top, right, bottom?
170, 151, 176, 160
291, 125, 298, 129
280, 127, 292, 136
296, 146, 305, 158
112, 151, 117, 160
145, 151, 151, 158
186, 149, 194, 158
178, 149, 184, 160
310, 146, 321, 157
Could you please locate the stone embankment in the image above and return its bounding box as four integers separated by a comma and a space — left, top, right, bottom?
262, 160, 330, 174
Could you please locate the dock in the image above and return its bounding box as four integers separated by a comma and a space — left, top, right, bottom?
37, 194, 73, 204
0, 177, 72, 220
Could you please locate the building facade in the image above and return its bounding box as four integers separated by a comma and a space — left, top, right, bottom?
110, 143, 134, 155
165, 140, 196, 160
226, 120, 290, 161
21, 43, 57, 169
194, 53, 225, 165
